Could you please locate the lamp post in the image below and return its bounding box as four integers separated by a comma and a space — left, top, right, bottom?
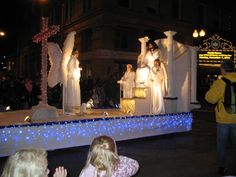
192, 29, 206, 46
0, 31, 5, 37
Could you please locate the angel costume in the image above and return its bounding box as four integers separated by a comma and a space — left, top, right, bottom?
150, 63, 166, 114
143, 48, 161, 68
135, 66, 150, 87
64, 52, 81, 112
119, 70, 135, 98
47, 31, 81, 114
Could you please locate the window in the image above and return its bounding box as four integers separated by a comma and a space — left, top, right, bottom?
118, 0, 131, 8
70, 0, 76, 18
83, 0, 91, 12
81, 29, 92, 52
172, 0, 182, 20
64, 0, 70, 22
146, 0, 160, 15
198, 3, 207, 26
114, 27, 136, 51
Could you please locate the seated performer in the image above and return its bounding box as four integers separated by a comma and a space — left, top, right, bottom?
118, 64, 136, 98
135, 64, 150, 88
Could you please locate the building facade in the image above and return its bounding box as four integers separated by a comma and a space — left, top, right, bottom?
14, 0, 235, 105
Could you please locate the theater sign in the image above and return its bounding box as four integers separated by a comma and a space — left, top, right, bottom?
198, 34, 235, 66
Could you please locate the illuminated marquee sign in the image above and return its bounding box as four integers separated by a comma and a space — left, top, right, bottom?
198, 34, 235, 66
198, 51, 234, 65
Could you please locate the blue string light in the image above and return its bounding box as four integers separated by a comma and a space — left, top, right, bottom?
0, 112, 192, 157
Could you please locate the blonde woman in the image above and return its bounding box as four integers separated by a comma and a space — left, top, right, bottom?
79, 135, 139, 177
1, 148, 67, 177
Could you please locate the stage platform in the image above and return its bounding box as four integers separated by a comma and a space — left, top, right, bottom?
0, 109, 192, 157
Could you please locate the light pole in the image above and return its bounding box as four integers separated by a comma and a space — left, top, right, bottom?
0, 31, 5, 37
192, 29, 206, 46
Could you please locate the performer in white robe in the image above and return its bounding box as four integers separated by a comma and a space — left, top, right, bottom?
47, 31, 82, 114
135, 65, 150, 87
118, 64, 135, 98
64, 49, 82, 112
150, 59, 166, 114
144, 40, 168, 96
143, 40, 161, 68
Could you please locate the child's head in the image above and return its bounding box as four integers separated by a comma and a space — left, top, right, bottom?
1, 148, 48, 177
87, 135, 119, 175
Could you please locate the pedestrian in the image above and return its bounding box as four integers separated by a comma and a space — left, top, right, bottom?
205, 59, 236, 176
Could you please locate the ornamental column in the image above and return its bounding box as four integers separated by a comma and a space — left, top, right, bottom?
164, 31, 176, 97
189, 46, 199, 103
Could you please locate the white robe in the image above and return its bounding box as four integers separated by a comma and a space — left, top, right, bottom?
64, 56, 81, 112
120, 71, 135, 98
135, 66, 150, 87
143, 49, 160, 68
144, 49, 168, 96
150, 66, 165, 114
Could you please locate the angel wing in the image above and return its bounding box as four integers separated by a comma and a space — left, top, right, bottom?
47, 42, 62, 88
61, 31, 76, 87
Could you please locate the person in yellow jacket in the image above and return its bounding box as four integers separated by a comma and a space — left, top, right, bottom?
205, 60, 236, 176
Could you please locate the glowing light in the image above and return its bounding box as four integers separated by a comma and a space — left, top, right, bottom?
193, 29, 206, 38
192, 29, 198, 38
0, 112, 193, 157
0, 31, 5, 36
24, 116, 31, 122
199, 29, 205, 37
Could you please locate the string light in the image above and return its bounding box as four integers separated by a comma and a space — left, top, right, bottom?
0, 112, 192, 157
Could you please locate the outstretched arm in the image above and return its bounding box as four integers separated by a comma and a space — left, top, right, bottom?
113, 156, 139, 176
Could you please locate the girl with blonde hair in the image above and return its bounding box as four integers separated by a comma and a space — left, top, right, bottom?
79, 135, 139, 177
1, 148, 67, 177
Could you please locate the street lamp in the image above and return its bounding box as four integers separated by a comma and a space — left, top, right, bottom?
0, 31, 6, 37
192, 29, 206, 38
192, 29, 206, 46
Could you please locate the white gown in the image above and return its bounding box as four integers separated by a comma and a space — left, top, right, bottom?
143, 49, 160, 68
144, 49, 168, 96
64, 56, 81, 112
135, 66, 150, 87
150, 66, 165, 114
120, 71, 135, 98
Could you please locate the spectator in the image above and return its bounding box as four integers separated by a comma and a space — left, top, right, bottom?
205, 60, 236, 176
1, 148, 67, 177
79, 135, 139, 177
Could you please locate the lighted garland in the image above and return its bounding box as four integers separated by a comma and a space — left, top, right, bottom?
0, 112, 193, 157
33, 25, 60, 43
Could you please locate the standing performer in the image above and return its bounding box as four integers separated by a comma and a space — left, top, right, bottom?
118, 64, 136, 98
150, 59, 166, 114
64, 49, 82, 113
143, 40, 161, 68
47, 31, 82, 114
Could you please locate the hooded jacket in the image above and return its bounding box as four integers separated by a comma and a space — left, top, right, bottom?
205, 72, 236, 124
